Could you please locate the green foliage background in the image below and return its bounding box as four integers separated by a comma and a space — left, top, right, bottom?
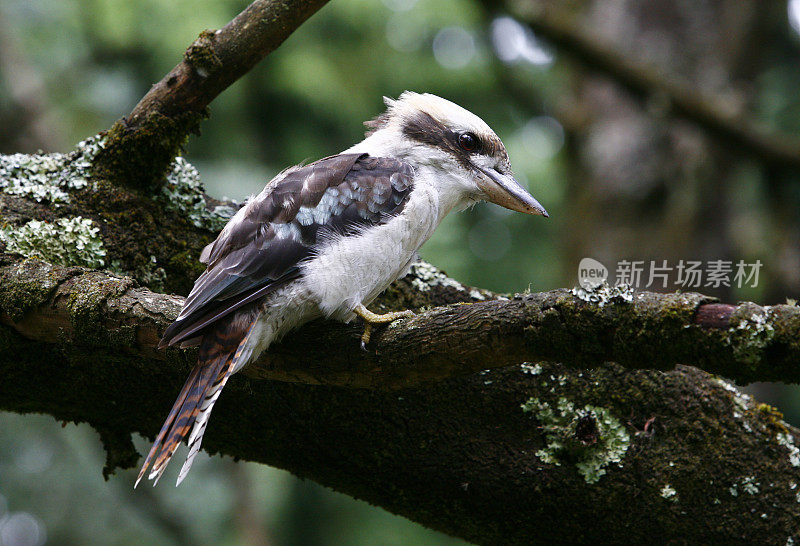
1, 0, 799, 544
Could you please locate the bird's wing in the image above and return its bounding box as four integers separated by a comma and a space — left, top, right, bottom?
159, 153, 414, 348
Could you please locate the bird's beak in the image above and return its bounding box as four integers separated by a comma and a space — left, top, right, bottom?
475, 166, 549, 217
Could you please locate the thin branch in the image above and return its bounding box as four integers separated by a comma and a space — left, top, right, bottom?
93, 0, 331, 188
2, 258, 798, 390
490, 2, 800, 170
126, 0, 331, 127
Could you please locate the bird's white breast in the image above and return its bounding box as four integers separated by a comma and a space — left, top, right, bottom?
298, 181, 441, 320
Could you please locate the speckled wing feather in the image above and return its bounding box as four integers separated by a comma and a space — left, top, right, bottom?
159, 153, 414, 348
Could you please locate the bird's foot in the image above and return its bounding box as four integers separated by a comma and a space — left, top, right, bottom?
354, 303, 415, 349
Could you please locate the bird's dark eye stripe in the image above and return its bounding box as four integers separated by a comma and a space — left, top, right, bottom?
401, 112, 490, 164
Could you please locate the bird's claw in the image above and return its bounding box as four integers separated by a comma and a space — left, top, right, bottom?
360, 324, 373, 351
354, 304, 415, 348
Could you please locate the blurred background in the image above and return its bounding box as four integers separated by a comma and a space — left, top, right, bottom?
0, 0, 799, 543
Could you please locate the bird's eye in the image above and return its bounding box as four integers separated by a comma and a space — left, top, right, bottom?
458, 132, 479, 152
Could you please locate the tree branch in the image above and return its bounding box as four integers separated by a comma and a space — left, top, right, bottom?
2, 255, 800, 542
490, 2, 800, 170
92, 0, 331, 189
2, 259, 799, 390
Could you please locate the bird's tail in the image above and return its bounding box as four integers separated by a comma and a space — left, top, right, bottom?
135, 320, 257, 487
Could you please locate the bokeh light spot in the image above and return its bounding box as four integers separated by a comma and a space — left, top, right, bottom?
0, 512, 46, 546
381, 0, 418, 12
386, 14, 427, 52
518, 116, 565, 160
491, 16, 553, 66
789, 0, 800, 35
433, 27, 476, 69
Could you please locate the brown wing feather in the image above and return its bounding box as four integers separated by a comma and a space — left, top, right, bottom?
200, 154, 367, 267
159, 153, 414, 349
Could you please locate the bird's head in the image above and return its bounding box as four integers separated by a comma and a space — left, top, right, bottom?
363, 91, 549, 217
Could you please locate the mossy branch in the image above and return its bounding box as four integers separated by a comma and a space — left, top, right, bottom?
92, 0, 331, 189
2, 258, 799, 390
489, 2, 800, 170
2, 257, 800, 542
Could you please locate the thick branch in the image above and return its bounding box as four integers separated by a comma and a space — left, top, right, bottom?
2, 256, 800, 542
3, 259, 799, 390
93, 0, 330, 188
494, 2, 800, 170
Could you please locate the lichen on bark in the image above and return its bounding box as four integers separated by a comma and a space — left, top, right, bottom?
1, 216, 107, 268
521, 394, 631, 483
3, 172, 800, 541
0, 135, 103, 204
1, 144, 231, 294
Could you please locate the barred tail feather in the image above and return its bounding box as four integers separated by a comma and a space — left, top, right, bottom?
135, 318, 257, 488
134, 366, 201, 488
176, 327, 258, 486
148, 360, 227, 485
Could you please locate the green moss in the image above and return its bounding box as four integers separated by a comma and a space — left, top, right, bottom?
168, 249, 206, 281
522, 395, 631, 483
93, 110, 207, 190
0, 217, 106, 268
69, 167, 216, 294
0, 260, 69, 321
66, 280, 110, 338
756, 403, 788, 435
110, 255, 167, 292
63, 273, 135, 342
184, 29, 222, 77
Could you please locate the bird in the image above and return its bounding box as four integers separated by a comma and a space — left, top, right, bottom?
135, 91, 549, 487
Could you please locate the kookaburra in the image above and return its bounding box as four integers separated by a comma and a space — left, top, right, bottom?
136, 92, 549, 487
